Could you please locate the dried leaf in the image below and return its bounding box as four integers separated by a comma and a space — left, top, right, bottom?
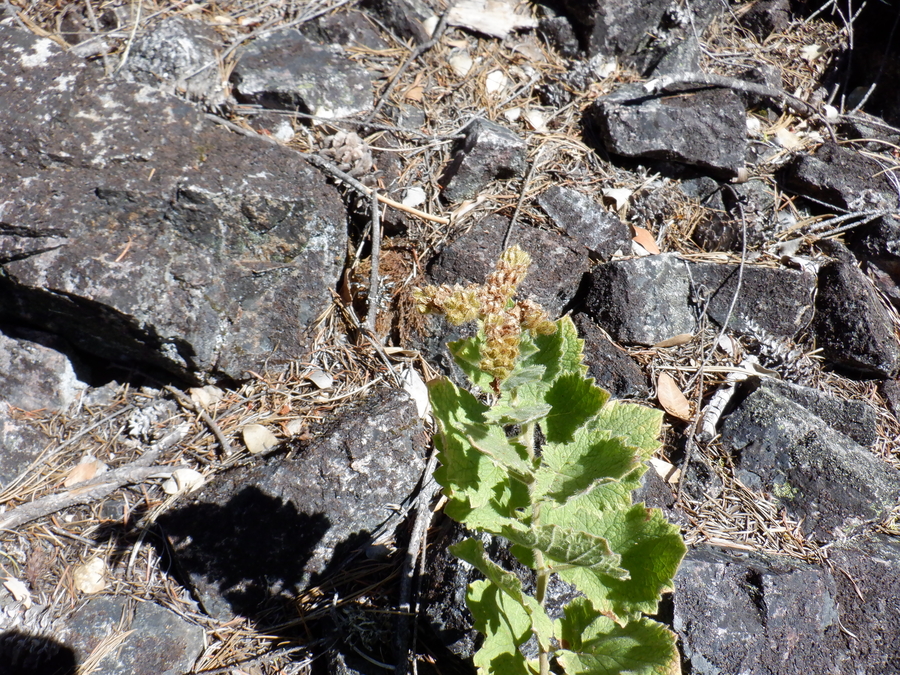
602, 187, 632, 214
405, 85, 424, 101
484, 70, 507, 95
402, 186, 427, 208
3, 577, 32, 608
64, 456, 108, 488
303, 369, 333, 389
648, 457, 681, 485
447, 0, 538, 39
401, 366, 431, 419
653, 334, 693, 349
503, 107, 521, 122
73, 558, 107, 594
657, 373, 692, 421
775, 127, 802, 150
242, 424, 279, 454
162, 468, 205, 495
523, 108, 547, 132
449, 52, 474, 77
632, 226, 661, 255
800, 44, 823, 62
189, 384, 225, 409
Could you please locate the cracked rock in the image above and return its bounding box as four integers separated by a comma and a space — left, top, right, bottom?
439, 118, 527, 203
538, 185, 631, 261
231, 29, 374, 117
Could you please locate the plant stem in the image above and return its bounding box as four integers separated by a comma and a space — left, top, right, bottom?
523, 418, 551, 675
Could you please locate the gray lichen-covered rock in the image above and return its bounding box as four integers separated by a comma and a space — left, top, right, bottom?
688, 261, 815, 338
538, 185, 631, 261
0, 332, 87, 413
119, 15, 224, 103
0, 405, 51, 489
231, 29, 373, 117
721, 386, 900, 539
57, 596, 205, 675
546, 0, 670, 58
585, 255, 815, 346
584, 254, 695, 345
814, 258, 900, 378
439, 118, 527, 203
586, 83, 747, 177
0, 23, 347, 380
784, 142, 896, 211
674, 546, 841, 675
159, 388, 427, 621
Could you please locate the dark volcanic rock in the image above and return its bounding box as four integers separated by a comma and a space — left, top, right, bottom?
361, 0, 435, 45
439, 118, 527, 203
814, 258, 900, 378
736, 378, 880, 447
538, 185, 631, 261
827, 537, 900, 673
784, 142, 896, 211
584, 254, 814, 347
572, 313, 649, 398
159, 388, 426, 621
231, 29, 373, 117
688, 261, 815, 338
721, 385, 900, 539
0, 24, 347, 380
845, 215, 900, 309
300, 8, 387, 50
674, 546, 841, 675
586, 83, 746, 178
58, 596, 204, 675
119, 15, 224, 102
736, 0, 791, 40
546, 0, 670, 59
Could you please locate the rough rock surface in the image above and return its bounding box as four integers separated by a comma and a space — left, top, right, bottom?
584, 254, 695, 345
57, 596, 204, 675
0, 24, 347, 381
785, 142, 896, 211
674, 546, 841, 674
439, 118, 527, 203
584, 254, 815, 345
119, 15, 224, 102
572, 313, 649, 398
721, 385, 900, 539
546, 0, 670, 59
538, 185, 631, 261
0, 405, 51, 488
0, 332, 87, 413
428, 215, 588, 318
230, 29, 373, 117
814, 257, 900, 378
159, 388, 426, 620
586, 83, 747, 177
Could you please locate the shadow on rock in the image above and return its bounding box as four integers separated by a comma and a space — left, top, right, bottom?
157, 486, 330, 619
0, 630, 77, 675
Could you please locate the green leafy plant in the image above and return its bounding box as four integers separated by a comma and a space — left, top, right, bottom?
414, 246, 686, 675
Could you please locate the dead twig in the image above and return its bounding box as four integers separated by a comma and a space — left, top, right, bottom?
0, 451, 176, 532
164, 385, 233, 457
677, 188, 747, 503
365, 7, 452, 124
503, 145, 547, 251
367, 191, 382, 332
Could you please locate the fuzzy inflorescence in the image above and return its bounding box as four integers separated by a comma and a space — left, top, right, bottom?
413, 246, 556, 383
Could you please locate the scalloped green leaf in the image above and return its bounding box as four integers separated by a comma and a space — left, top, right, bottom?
557, 601, 681, 675
534, 425, 639, 504
546, 504, 687, 622
453, 538, 555, 651
467, 580, 533, 675
543, 373, 610, 444
498, 522, 629, 581
448, 334, 494, 394
594, 402, 664, 460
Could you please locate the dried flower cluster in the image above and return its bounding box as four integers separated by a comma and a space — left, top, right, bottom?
413, 246, 556, 383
